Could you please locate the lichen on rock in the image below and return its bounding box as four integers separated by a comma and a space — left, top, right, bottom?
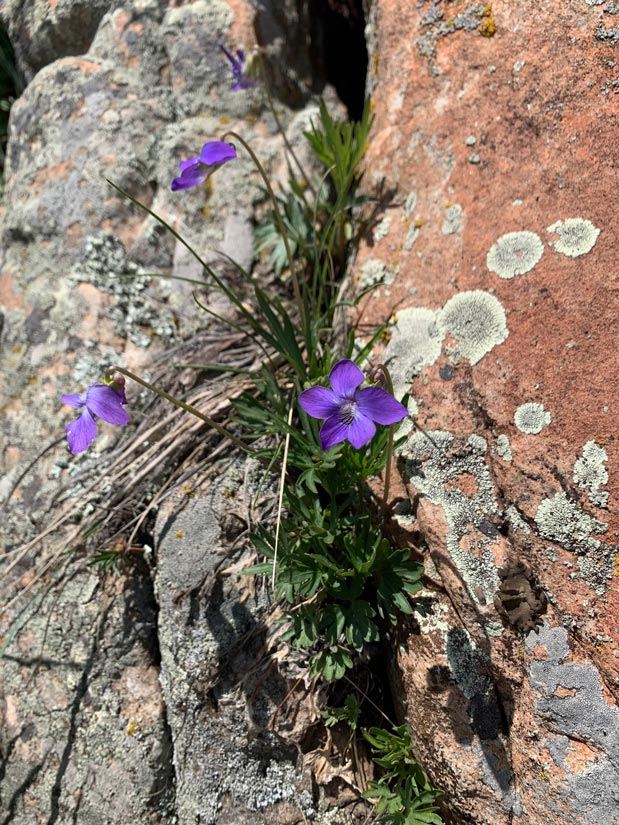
513, 402, 551, 434
401, 430, 501, 603
437, 290, 508, 365
534, 492, 613, 593
546, 217, 600, 257
486, 230, 544, 279
573, 440, 609, 508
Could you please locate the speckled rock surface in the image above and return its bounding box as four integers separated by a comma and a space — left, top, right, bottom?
359, 1, 619, 822
154, 463, 317, 824
0, 1, 330, 821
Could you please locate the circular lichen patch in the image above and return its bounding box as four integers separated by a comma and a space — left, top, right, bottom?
514, 402, 551, 434
486, 231, 544, 279
438, 290, 508, 365
546, 218, 600, 258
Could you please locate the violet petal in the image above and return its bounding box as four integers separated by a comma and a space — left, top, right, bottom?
357, 387, 408, 425
66, 408, 97, 454
328, 359, 364, 398
345, 414, 376, 449
319, 416, 350, 451
199, 141, 237, 166
86, 385, 130, 426
171, 165, 208, 191
178, 156, 201, 173
298, 386, 339, 420
61, 392, 86, 409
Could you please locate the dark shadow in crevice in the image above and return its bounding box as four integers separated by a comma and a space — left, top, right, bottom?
254, 0, 368, 120
308, 0, 369, 120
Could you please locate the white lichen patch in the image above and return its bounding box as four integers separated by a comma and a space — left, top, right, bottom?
437, 290, 508, 365
373, 215, 392, 242
573, 440, 609, 508
401, 430, 501, 603
506, 505, 530, 534
494, 434, 513, 461
546, 218, 600, 258
514, 402, 551, 434
486, 230, 544, 279
359, 257, 388, 289
442, 203, 462, 235
384, 306, 443, 398
535, 492, 612, 593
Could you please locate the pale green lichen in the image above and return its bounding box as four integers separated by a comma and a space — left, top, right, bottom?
546, 218, 600, 258
506, 505, 530, 534
401, 430, 500, 603
534, 492, 612, 593
359, 257, 388, 289
573, 440, 609, 508
486, 230, 544, 279
373, 216, 392, 242
442, 203, 462, 235
384, 306, 443, 398
437, 290, 508, 365
494, 434, 512, 461
514, 402, 551, 434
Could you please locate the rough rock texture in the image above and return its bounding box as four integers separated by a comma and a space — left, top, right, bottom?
358, 1, 619, 823
154, 463, 317, 824
0, 1, 334, 822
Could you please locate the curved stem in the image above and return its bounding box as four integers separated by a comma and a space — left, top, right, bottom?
221, 130, 304, 326
106, 366, 253, 455
260, 69, 315, 197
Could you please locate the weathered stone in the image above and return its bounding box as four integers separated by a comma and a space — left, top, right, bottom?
0, 1, 330, 821
360, 1, 619, 822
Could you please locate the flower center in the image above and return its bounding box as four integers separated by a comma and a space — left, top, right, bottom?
339, 399, 358, 426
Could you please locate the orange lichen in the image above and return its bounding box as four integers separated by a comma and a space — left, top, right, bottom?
175, 530, 184, 538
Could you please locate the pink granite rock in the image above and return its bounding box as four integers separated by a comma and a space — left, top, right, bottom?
359, 1, 619, 822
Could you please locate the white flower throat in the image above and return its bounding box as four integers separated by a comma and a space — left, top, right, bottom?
339, 398, 358, 425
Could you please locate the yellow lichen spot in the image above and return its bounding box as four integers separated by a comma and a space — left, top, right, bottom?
219, 115, 231, 125
223, 487, 234, 499
479, 8, 496, 37
595, 642, 604, 653
244, 113, 258, 123
380, 329, 392, 343
184, 486, 196, 497
391, 311, 399, 324
175, 530, 184, 539
614, 555, 619, 577
372, 53, 379, 77
540, 767, 549, 782
414, 219, 423, 228
126, 719, 138, 735
369, 98, 376, 111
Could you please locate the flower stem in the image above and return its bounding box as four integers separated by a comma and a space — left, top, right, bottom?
221, 130, 305, 326
376, 365, 396, 523
258, 63, 315, 198
105, 366, 253, 455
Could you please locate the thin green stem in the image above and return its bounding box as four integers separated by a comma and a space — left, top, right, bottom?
376, 365, 395, 523
263, 84, 315, 198
221, 130, 305, 329
105, 366, 253, 455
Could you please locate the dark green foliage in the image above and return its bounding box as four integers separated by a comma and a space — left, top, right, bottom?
363, 725, 444, 824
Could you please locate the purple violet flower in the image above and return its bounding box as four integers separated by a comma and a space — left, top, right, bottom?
61, 382, 129, 454
170, 141, 237, 191
298, 360, 408, 451
219, 45, 254, 91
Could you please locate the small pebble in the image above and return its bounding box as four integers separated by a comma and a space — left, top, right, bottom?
469, 153, 481, 164
465, 135, 477, 146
